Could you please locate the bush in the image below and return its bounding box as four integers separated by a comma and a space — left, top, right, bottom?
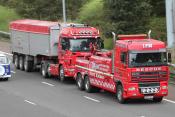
149, 17, 167, 42
78, 0, 113, 49
0, 5, 20, 31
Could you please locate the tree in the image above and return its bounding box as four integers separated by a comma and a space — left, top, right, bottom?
7, 0, 84, 21
14, 0, 62, 20
66, 0, 85, 20
149, 0, 165, 17
103, 0, 152, 35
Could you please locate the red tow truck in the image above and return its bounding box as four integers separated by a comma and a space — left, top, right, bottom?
10, 19, 103, 81
75, 33, 170, 103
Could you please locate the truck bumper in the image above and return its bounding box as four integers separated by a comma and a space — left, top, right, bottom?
123, 81, 168, 99
0, 75, 11, 79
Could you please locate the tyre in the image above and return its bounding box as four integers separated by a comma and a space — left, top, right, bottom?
116, 85, 126, 104
59, 66, 66, 82
41, 63, 49, 78
76, 73, 84, 90
14, 55, 19, 69
24, 57, 33, 72
4, 78, 9, 81
153, 97, 163, 103
19, 56, 24, 70
84, 75, 93, 93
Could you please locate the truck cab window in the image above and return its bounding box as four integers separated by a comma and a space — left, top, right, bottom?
61, 39, 70, 50
120, 52, 127, 64
129, 52, 167, 67
69, 38, 97, 52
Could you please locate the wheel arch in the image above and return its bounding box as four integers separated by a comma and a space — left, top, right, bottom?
76, 72, 82, 80
116, 80, 123, 89
83, 74, 89, 80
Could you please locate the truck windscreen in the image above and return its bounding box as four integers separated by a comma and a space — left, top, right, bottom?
69, 38, 101, 52
129, 52, 167, 67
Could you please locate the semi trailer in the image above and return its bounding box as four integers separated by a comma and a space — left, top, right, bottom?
10, 19, 103, 81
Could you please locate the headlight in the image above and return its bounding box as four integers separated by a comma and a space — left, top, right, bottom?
128, 87, 136, 91
162, 85, 168, 89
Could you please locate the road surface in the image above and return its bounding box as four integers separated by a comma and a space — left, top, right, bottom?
0, 40, 175, 117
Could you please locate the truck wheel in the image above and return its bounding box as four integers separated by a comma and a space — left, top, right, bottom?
84, 76, 93, 93
116, 85, 126, 104
14, 55, 19, 69
3, 78, 9, 81
41, 64, 49, 78
24, 57, 33, 72
19, 56, 24, 70
59, 66, 66, 82
153, 97, 163, 103
76, 73, 84, 90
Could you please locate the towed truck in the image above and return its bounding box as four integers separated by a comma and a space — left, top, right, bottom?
75, 33, 170, 103
10, 19, 103, 81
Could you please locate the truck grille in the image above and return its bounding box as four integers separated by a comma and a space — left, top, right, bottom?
131, 71, 167, 82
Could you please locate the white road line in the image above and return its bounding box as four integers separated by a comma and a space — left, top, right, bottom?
84, 96, 100, 103
24, 100, 37, 106
164, 99, 175, 104
11, 71, 16, 74
0, 51, 13, 56
42, 82, 55, 87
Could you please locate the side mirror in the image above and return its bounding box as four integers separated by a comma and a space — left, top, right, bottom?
168, 52, 172, 63
101, 40, 104, 49
61, 41, 66, 46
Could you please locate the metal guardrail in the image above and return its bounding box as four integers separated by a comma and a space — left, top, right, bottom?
0, 31, 10, 38
169, 63, 175, 74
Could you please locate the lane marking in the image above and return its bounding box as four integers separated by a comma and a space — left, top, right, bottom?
11, 71, 16, 74
42, 82, 55, 87
164, 99, 175, 104
84, 96, 100, 103
0, 51, 13, 56
24, 100, 37, 106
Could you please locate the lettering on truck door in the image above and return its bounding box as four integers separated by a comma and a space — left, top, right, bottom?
89, 61, 104, 88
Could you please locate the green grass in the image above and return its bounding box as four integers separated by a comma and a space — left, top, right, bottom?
0, 5, 20, 32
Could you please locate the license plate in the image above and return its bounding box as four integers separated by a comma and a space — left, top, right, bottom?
144, 96, 153, 99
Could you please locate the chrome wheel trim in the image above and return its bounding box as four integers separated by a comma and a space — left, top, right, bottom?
117, 89, 122, 101
85, 78, 89, 90
41, 65, 46, 76
60, 67, 64, 80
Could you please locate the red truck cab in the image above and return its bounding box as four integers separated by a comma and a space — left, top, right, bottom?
75, 34, 169, 103
50, 24, 103, 82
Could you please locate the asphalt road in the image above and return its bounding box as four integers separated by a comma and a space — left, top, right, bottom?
0, 40, 175, 117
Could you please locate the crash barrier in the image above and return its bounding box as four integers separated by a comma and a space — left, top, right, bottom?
0, 31, 10, 39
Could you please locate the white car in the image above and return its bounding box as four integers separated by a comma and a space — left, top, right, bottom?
0, 53, 11, 81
